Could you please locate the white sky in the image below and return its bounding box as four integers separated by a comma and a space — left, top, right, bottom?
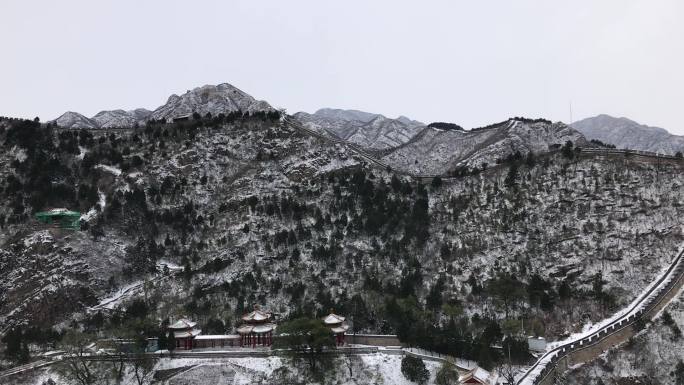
1, 0, 683, 132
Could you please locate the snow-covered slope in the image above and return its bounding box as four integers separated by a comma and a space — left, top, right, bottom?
382, 118, 587, 175
92, 109, 151, 128
148, 83, 274, 122
53, 111, 99, 129
294, 108, 425, 150
313, 108, 382, 123
3, 113, 684, 382
567, 292, 684, 385
571, 114, 684, 154
51, 83, 273, 128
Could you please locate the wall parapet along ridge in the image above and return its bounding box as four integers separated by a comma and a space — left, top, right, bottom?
519, 247, 684, 385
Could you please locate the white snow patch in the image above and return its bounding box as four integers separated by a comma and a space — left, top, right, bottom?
80, 190, 106, 221
23, 231, 53, 247
95, 164, 122, 176
77, 146, 88, 160
11, 146, 28, 162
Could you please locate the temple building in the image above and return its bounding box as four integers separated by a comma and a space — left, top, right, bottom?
322, 310, 349, 346
168, 318, 202, 350
236, 308, 276, 348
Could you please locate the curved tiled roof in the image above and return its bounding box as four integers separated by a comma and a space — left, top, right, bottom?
169, 319, 198, 330
241, 310, 271, 322
323, 313, 345, 325
236, 323, 276, 335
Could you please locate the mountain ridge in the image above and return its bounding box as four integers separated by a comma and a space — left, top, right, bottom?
294, 108, 425, 151
571, 114, 684, 154
52, 83, 274, 129
381, 118, 587, 175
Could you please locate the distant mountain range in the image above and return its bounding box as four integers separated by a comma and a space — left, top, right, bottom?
50, 82, 593, 175
53, 83, 274, 129
571, 114, 684, 154
52, 83, 682, 160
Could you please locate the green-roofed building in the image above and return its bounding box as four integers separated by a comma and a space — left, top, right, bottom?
35, 208, 81, 230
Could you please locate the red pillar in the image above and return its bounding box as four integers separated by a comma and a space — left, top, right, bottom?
252, 333, 256, 348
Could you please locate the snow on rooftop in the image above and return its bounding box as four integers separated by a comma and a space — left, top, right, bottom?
169, 319, 198, 329
241, 309, 271, 322
323, 313, 345, 324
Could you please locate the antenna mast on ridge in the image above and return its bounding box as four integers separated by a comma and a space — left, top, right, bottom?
569, 101, 573, 124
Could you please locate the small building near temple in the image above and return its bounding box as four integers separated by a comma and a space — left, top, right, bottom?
35, 208, 81, 230
322, 310, 349, 346
193, 334, 241, 349
236, 308, 276, 348
168, 318, 202, 350
458, 367, 497, 385
527, 336, 547, 352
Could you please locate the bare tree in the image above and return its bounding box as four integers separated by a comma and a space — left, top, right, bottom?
56, 330, 112, 385
342, 348, 359, 379
109, 326, 134, 382
131, 353, 157, 385
498, 361, 516, 385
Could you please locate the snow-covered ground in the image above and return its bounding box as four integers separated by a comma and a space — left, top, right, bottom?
517, 240, 684, 384
567, 290, 684, 385
7, 353, 446, 385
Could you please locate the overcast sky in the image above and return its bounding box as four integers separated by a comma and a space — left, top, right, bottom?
1, 0, 683, 132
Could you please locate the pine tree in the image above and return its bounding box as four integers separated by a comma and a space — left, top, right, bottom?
167, 330, 176, 351
401, 355, 429, 385
505, 163, 518, 188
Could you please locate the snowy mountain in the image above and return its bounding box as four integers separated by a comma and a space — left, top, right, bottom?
3, 89, 684, 384
312, 108, 382, 123
294, 108, 425, 150
92, 109, 151, 128
51, 83, 274, 129
53, 111, 99, 129
382, 118, 587, 175
148, 83, 274, 122
571, 114, 684, 154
